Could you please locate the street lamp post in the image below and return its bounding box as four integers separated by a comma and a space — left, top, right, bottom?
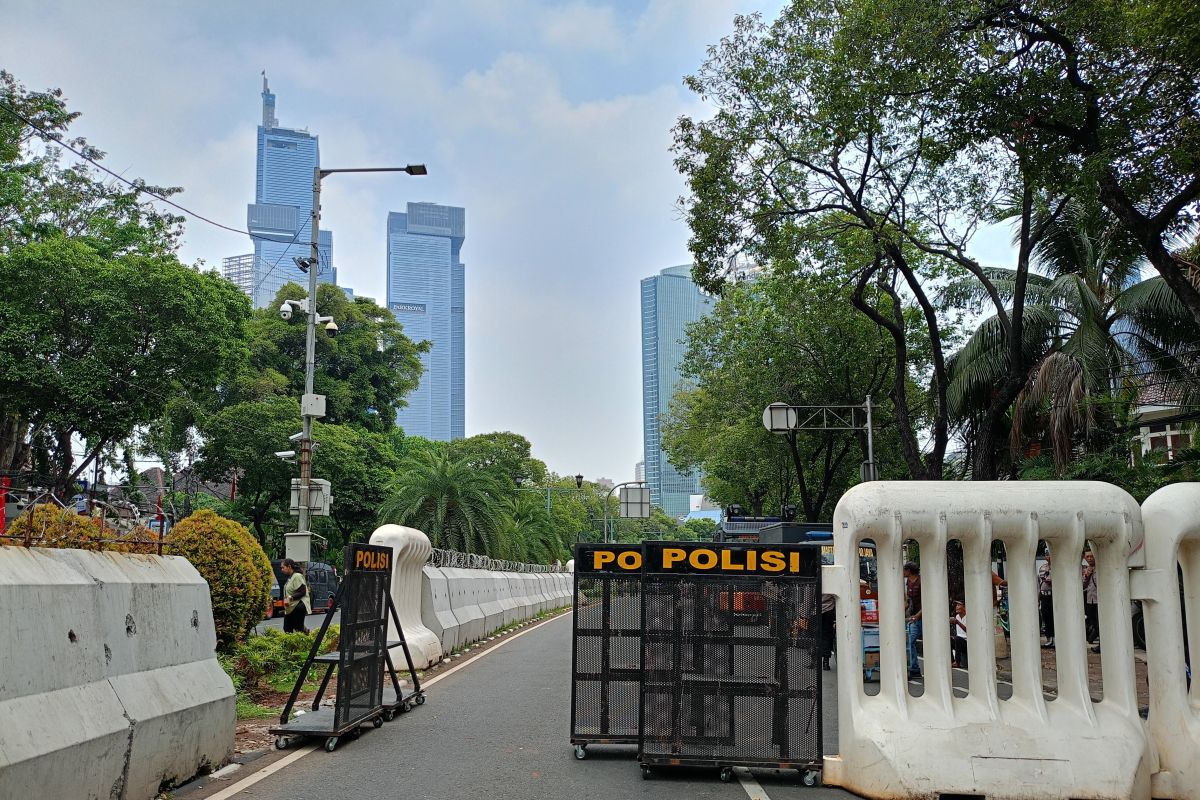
287, 163, 427, 562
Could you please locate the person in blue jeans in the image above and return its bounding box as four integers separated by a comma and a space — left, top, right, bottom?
904, 561, 922, 678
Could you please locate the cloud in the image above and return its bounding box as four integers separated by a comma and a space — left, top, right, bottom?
541, 3, 625, 55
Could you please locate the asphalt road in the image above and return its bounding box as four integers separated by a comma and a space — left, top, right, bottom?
254, 610, 340, 635
217, 613, 856, 800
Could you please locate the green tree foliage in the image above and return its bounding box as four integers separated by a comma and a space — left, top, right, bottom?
0, 71, 240, 487
228, 283, 427, 431
379, 447, 504, 555
662, 271, 896, 521
165, 509, 273, 649
311, 422, 400, 547
0, 237, 250, 493
947, 199, 1200, 471
195, 397, 298, 545
827, 1, 1200, 325
450, 431, 547, 487
681, 518, 718, 540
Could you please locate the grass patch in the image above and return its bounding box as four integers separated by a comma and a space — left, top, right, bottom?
219, 627, 339, 719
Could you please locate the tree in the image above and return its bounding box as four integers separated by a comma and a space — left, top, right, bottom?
378, 447, 505, 556
0, 236, 250, 493
312, 422, 400, 548
1, 71, 197, 481
682, 518, 718, 540
662, 271, 895, 521
948, 199, 1200, 470
451, 431, 547, 488
228, 283, 427, 431
195, 397, 298, 545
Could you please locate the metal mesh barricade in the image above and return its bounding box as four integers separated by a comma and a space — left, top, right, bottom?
638, 542, 822, 778
334, 546, 389, 729
571, 543, 643, 754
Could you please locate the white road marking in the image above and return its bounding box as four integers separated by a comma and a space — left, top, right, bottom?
735, 766, 773, 799
211, 610, 570, 798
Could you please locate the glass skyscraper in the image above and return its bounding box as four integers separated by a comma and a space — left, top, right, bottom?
387, 202, 466, 441
641, 265, 714, 518
224, 75, 335, 308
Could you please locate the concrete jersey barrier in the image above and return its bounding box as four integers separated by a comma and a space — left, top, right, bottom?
0, 546, 234, 800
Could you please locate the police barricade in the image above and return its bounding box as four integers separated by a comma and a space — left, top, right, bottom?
1138, 485, 1200, 800
570, 543, 644, 757
638, 541, 823, 785
271, 543, 424, 753
825, 481, 1150, 800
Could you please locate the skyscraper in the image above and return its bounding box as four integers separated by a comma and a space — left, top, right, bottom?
224, 75, 335, 308
387, 202, 466, 441
641, 265, 714, 518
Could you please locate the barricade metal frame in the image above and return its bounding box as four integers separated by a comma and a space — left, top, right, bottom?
637, 541, 823, 783
570, 543, 643, 757
271, 543, 424, 753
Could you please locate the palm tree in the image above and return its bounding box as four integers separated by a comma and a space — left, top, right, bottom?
947, 199, 1200, 470
379, 448, 505, 556
494, 492, 561, 564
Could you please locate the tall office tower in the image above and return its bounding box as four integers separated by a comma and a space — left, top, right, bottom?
231, 75, 335, 308
634, 460, 645, 483
387, 202, 466, 441
640, 265, 714, 518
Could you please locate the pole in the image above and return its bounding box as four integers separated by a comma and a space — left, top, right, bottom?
865, 395, 875, 479
545, 487, 552, 516
296, 166, 321, 560
0, 476, 9, 535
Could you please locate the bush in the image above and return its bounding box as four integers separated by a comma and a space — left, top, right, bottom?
165, 509, 272, 649
7, 503, 106, 548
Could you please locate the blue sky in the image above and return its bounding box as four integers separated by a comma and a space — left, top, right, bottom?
5, 0, 1016, 485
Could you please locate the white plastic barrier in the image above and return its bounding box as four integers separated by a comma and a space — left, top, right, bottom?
0, 547, 234, 800
369, 525, 443, 669
824, 481, 1151, 800
1138, 485, 1200, 800
419, 565, 462, 653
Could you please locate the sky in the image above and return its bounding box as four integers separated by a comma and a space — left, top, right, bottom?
3, 0, 798, 483
3, 0, 1015, 485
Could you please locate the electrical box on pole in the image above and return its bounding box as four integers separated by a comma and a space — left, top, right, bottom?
290, 479, 332, 516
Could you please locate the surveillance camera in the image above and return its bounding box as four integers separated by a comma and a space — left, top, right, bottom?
288, 431, 305, 442
279, 302, 293, 321
274, 450, 296, 459
324, 320, 339, 337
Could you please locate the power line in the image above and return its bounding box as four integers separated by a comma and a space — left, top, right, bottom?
0, 98, 308, 300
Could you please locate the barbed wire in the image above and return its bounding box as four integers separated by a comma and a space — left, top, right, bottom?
426, 548, 564, 573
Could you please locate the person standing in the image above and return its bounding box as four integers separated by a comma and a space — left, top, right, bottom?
1083, 550, 1100, 649
904, 562, 922, 679
1038, 553, 1055, 648
950, 600, 968, 668
281, 558, 311, 634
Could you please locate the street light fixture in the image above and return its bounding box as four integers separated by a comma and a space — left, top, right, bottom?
284, 162, 427, 562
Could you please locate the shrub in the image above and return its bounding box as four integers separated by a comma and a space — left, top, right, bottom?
165, 509, 273, 649
7, 503, 107, 549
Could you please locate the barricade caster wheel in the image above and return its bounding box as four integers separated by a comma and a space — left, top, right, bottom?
373, 716, 384, 728
641, 766, 652, 780
403, 701, 413, 712
719, 767, 733, 783
383, 709, 395, 722
574, 744, 587, 760
324, 737, 338, 752
349, 727, 362, 739
416, 694, 426, 705
274, 736, 290, 750
801, 770, 820, 787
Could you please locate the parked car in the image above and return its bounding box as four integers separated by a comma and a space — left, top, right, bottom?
269, 560, 339, 617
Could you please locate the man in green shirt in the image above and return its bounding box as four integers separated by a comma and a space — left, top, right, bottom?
281, 558, 311, 633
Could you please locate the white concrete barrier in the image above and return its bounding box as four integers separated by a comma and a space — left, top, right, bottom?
824, 481, 1150, 800
419, 565, 461, 653
1138, 485, 1200, 800
369, 525, 442, 669
479, 570, 505, 633
442, 566, 486, 644
0, 547, 234, 800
